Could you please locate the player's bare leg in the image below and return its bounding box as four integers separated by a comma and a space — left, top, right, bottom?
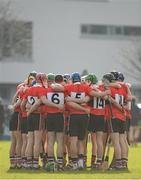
64, 134, 71, 165
25, 132, 34, 169
15, 130, 22, 168
67, 136, 78, 170
91, 133, 97, 167
33, 130, 43, 169
21, 133, 27, 168
110, 132, 122, 169
41, 131, 48, 168
9, 131, 17, 169
119, 134, 128, 169
56, 132, 64, 169
78, 139, 85, 169
83, 133, 88, 167
47, 132, 56, 164
96, 131, 103, 169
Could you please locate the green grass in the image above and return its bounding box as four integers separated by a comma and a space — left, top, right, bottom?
0, 141, 141, 179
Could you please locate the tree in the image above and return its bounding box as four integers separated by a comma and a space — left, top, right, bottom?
0, 1, 13, 21
0, 1, 32, 61
119, 38, 141, 83
0, 0, 15, 60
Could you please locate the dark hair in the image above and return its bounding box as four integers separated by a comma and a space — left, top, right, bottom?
102, 73, 115, 82
110, 71, 119, 81
118, 72, 124, 82
55, 74, 63, 83
29, 71, 37, 78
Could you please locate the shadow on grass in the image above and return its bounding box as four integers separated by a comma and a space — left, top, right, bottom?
6, 168, 131, 175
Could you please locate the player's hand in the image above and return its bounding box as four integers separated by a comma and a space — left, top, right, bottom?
127, 95, 133, 101
27, 111, 30, 117
11, 105, 15, 112
105, 90, 111, 96
84, 108, 91, 114
103, 95, 108, 100
57, 104, 64, 110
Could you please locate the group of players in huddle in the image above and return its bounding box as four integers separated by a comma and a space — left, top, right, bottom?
9, 70, 133, 171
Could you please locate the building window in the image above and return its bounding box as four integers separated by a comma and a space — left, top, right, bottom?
124, 26, 141, 36
89, 25, 108, 35
0, 20, 33, 61
114, 26, 123, 35
80, 24, 141, 38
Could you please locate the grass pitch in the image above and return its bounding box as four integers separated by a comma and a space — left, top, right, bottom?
0, 141, 141, 179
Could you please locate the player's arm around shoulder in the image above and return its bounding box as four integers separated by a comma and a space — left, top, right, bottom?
27, 99, 42, 116
51, 83, 65, 92
65, 95, 90, 104
89, 88, 111, 98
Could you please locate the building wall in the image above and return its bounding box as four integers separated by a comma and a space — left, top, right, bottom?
0, 0, 141, 101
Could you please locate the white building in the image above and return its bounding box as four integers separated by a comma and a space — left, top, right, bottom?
0, 0, 141, 102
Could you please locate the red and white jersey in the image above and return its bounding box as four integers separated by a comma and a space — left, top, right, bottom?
105, 85, 128, 121
43, 86, 65, 113
126, 101, 132, 120
119, 82, 132, 120
19, 87, 28, 117
24, 84, 46, 114
89, 84, 105, 116
64, 82, 92, 115
13, 85, 26, 113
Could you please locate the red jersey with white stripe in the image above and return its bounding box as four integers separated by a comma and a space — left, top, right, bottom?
40, 86, 65, 113
19, 87, 29, 117
118, 82, 131, 120
24, 85, 46, 114
89, 84, 105, 116
64, 82, 92, 115
126, 101, 132, 120
105, 85, 127, 121
14, 85, 26, 113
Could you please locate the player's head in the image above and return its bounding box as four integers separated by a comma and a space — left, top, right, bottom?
85, 74, 98, 85
27, 71, 37, 86
27, 75, 35, 86
55, 74, 63, 83
110, 71, 119, 81
118, 72, 124, 82
47, 73, 55, 85
63, 73, 71, 83
81, 75, 87, 84
29, 70, 37, 78
71, 72, 81, 83
102, 73, 115, 83
36, 73, 47, 86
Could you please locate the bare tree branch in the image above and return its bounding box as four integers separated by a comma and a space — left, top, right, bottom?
119, 56, 141, 80
119, 39, 141, 83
